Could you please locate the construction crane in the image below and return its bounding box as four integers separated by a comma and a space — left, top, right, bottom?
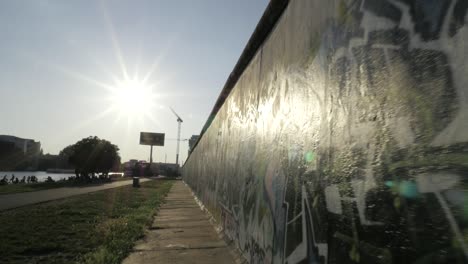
169, 107, 183, 166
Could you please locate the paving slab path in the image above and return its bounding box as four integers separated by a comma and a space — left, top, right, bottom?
123, 181, 237, 264
0, 178, 150, 211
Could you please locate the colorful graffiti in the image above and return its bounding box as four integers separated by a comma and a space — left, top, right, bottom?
183, 0, 468, 263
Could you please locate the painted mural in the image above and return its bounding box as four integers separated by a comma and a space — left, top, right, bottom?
183, 0, 468, 263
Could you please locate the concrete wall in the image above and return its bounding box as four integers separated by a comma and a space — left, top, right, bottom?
183, 0, 468, 263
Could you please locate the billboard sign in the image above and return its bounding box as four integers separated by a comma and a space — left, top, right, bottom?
140, 132, 165, 146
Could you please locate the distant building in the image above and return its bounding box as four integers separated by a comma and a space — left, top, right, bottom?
0, 135, 41, 170
0, 135, 41, 155
123, 159, 139, 176
122, 159, 179, 177
151, 162, 180, 176
188, 135, 199, 154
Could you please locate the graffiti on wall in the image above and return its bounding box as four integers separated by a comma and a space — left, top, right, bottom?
183, 0, 468, 263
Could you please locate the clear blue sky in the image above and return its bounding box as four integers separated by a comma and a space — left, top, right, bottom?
0, 0, 269, 163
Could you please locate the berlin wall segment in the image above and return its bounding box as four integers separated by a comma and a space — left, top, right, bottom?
184, 0, 468, 263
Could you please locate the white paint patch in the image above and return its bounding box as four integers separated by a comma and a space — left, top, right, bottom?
325, 185, 342, 214
416, 172, 460, 193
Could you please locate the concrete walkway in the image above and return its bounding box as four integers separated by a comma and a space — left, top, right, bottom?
0, 178, 150, 211
123, 181, 236, 264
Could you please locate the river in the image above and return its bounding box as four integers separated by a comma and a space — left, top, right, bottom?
0, 171, 123, 182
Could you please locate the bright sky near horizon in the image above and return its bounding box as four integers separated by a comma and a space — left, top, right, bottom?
0, 0, 269, 164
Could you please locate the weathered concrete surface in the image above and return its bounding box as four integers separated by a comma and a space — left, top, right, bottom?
123, 181, 236, 264
0, 178, 150, 211
183, 0, 468, 263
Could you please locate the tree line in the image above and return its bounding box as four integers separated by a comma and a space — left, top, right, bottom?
0, 136, 121, 180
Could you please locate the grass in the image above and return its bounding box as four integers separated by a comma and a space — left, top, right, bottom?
0, 177, 133, 195
0, 180, 173, 264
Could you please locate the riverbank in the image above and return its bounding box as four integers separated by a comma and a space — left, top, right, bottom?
0, 176, 130, 195
0, 179, 173, 264
0, 171, 124, 183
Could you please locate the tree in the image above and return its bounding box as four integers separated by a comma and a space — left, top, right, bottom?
59, 136, 121, 179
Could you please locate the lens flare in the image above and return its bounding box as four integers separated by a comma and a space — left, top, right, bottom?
110, 78, 157, 118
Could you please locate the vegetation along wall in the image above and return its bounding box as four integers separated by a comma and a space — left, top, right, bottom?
183, 0, 468, 263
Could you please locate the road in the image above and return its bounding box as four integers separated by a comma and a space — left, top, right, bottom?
0, 178, 150, 211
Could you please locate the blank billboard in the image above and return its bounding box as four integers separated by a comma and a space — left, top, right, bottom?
140, 132, 165, 146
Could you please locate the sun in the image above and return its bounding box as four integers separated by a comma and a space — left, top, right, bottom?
41, 1, 173, 133
109, 78, 157, 119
